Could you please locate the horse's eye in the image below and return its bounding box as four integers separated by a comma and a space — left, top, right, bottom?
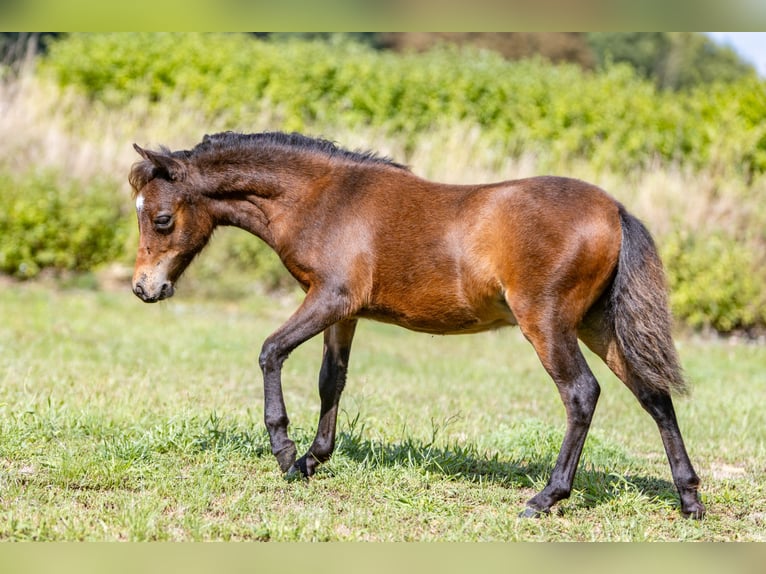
153, 214, 173, 230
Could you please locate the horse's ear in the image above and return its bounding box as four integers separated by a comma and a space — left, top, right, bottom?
133, 143, 150, 160
133, 143, 186, 182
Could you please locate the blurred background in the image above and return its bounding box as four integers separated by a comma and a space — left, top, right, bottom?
1, 32, 765, 335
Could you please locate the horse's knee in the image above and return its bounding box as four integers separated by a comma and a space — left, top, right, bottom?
258, 343, 274, 372
564, 375, 601, 424
526, 349, 601, 429
259, 340, 287, 373
632, 385, 679, 428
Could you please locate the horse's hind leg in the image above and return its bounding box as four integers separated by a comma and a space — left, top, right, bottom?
632, 387, 705, 518
294, 319, 357, 478
578, 306, 705, 518
517, 315, 602, 517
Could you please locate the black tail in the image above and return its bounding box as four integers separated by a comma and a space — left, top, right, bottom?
608, 205, 686, 395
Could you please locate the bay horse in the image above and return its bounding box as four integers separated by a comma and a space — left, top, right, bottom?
129, 131, 704, 518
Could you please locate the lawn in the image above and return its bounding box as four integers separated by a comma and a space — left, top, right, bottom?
0, 280, 764, 541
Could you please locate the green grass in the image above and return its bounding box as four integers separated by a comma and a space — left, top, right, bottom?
0, 281, 764, 541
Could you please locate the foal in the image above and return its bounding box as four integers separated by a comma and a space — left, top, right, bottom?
129, 131, 705, 518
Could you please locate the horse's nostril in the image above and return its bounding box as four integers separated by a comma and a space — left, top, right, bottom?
159, 282, 174, 299
133, 283, 145, 298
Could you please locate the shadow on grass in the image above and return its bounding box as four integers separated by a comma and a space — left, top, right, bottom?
333, 427, 681, 513
188, 412, 681, 512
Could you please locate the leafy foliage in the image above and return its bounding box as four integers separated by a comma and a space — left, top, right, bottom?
661, 231, 766, 333
41, 33, 766, 176
587, 32, 755, 90
0, 170, 130, 278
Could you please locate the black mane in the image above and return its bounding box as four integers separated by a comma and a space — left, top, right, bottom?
189, 131, 409, 171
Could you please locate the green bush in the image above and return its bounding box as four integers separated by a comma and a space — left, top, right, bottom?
40, 33, 766, 176
662, 230, 766, 333
0, 171, 130, 278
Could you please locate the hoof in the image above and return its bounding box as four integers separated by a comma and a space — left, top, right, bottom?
284, 455, 311, 481
274, 443, 297, 474
284, 463, 309, 482
519, 505, 550, 519
682, 502, 706, 520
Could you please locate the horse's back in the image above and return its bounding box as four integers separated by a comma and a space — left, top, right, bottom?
359, 174, 622, 334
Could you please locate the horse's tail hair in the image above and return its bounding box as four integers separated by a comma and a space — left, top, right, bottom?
608, 205, 687, 395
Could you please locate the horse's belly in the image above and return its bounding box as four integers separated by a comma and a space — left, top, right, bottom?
358, 290, 517, 335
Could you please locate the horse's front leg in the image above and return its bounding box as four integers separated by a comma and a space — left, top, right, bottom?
294, 319, 358, 477
259, 288, 350, 474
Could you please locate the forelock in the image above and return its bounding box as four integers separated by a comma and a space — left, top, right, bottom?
129, 160, 156, 198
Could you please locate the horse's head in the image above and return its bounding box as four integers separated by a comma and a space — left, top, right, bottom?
130, 144, 213, 303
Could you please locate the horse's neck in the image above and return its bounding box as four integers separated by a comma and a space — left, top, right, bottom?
206, 150, 328, 196
205, 156, 327, 248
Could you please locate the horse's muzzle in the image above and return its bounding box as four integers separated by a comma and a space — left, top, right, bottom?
133, 280, 175, 303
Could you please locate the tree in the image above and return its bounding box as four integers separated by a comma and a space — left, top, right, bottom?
587, 32, 754, 90
0, 33, 60, 67
661, 32, 755, 89
378, 33, 596, 68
